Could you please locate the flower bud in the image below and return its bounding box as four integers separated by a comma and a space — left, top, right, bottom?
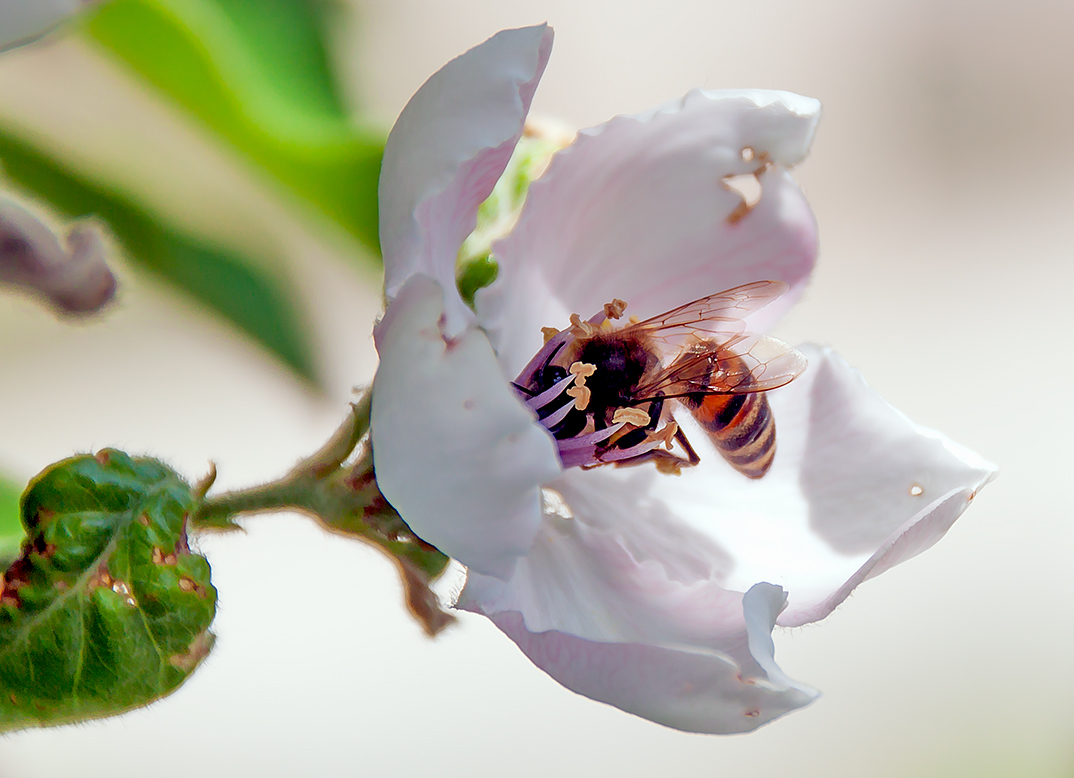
0, 190, 117, 315
0, 0, 104, 52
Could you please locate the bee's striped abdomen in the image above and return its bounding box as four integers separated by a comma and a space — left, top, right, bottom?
683, 390, 777, 479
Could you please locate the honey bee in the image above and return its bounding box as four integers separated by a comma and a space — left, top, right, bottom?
514, 280, 806, 477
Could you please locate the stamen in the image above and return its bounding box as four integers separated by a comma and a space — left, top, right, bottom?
566, 384, 591, 410
540, 398, 577, 429
568, 313, 596, 337
597, 439, 662, 463
628, 315, 640, 324
603, 298, 628, 319
557, 423, 624, 450
541, 326, 560, 343
647, 420, 679, 450
524, 373, 576, 411
612, 407, 651, 427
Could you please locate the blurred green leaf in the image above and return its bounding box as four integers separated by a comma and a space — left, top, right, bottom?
83, 0, 385, 256
0, 129, 317, 382
0, 450, 216, 732
0, 479, 23, 567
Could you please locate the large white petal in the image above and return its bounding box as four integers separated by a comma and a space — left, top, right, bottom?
370, 275, 561, 579
461, 346, 993, 668
462, 584, 817, 734
621, 344, 997, 626
379, 24, 553, 337
0, 0, 90, 51
478, 89, 820, 376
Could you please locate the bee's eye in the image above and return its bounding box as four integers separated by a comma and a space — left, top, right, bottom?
539, 364, 568, 388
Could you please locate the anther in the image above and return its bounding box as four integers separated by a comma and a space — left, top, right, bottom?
569, 362, 597, 379
566, 384, 591, 411
612, 407, 651, 427
568, 313, 596, 337
541, 326, 560, 343
628, 315, 640, 324
647, 421, 679, 450
603, 298, 628, 319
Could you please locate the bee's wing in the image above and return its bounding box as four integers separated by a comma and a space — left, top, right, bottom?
633, 332, 807, 399
624, 280, 790, 345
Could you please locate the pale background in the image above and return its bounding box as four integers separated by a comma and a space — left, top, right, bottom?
0, 0, 1070, 775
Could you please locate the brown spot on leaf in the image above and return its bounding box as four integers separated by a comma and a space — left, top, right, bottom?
168, 632, 213, 673
178, 577, 196, 593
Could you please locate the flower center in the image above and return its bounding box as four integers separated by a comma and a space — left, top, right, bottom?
511, 298, 683, 471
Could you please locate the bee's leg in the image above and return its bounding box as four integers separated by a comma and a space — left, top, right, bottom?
671, 426, 701, 466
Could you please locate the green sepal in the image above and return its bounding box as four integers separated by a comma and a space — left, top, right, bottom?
456, 132, 568, 304
0, 451, 217, 732
457, 255, 499, 308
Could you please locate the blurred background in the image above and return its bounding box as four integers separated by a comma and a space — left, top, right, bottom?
0, 0, 1070, 775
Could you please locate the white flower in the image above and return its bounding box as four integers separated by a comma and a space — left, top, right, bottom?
0, 0, 100, 52
370, 25, 997, 734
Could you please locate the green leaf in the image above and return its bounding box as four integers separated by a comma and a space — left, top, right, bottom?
83, 0, 385, 255
0, 450, 216, 732
0, 129, 317, 382
0, 479, 23, 568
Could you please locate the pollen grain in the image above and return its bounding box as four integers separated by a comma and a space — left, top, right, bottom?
603, 298, 628, 319
612, 407, 651, 427
566, 384, 592, 411
647, 421, 679, 450
569, 361, 597, 379
568, 313, 596, 337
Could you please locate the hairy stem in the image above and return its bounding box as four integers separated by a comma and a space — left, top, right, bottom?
193, 390, 372, 529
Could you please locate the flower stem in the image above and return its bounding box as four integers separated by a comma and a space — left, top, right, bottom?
193, 390, 372, 529
191, 389, 455, 635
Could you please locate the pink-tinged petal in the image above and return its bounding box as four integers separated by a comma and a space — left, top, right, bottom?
773, 346, 998, 625
370, 274, 562, 579
477, 89, 820, 375
461, 345, 993, 656
0, 191, 117, 314
0, 0, 98, 51
462, 603, 816, 735
618, 345, 995, 626
379, 25, 553, 337
460, 469, 753, 649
